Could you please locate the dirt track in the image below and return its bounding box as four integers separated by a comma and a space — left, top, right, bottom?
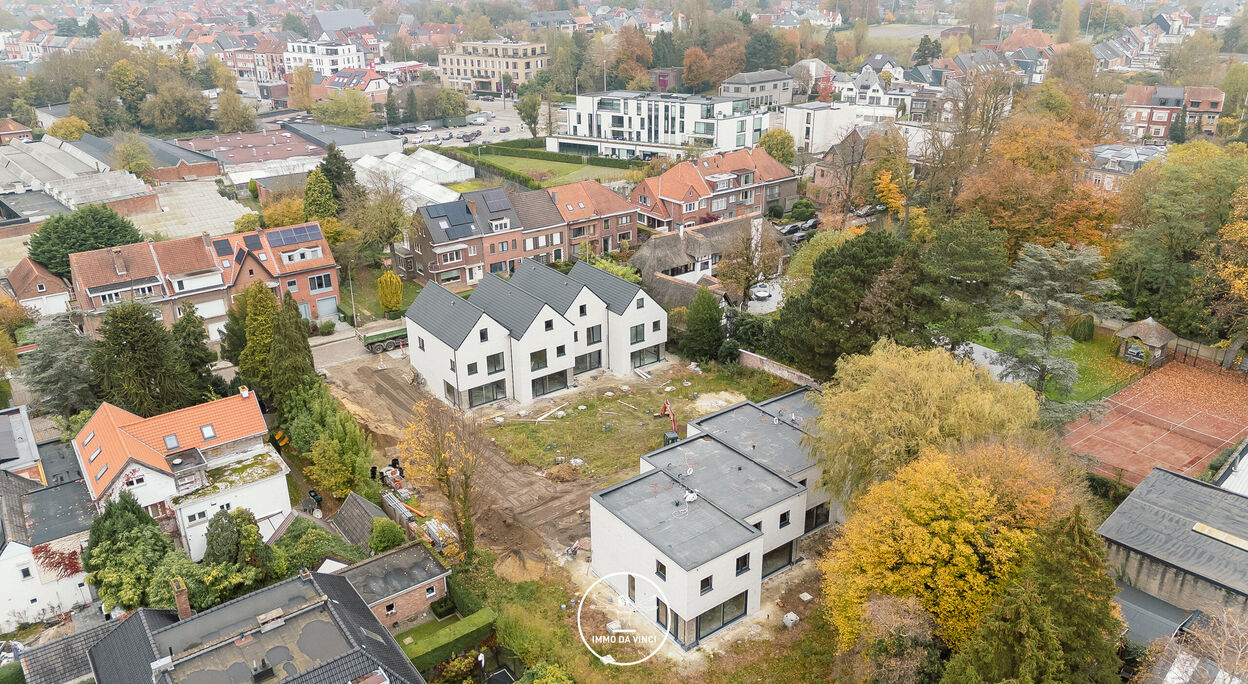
327, 357, 606, 559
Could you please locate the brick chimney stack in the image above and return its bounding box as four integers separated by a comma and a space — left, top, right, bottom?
171, 577, 192, 620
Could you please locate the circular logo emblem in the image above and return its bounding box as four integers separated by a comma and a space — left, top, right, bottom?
576, 571, 671, 666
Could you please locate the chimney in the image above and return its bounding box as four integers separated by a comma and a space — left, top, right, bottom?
201, 231, 212, 250
550, 191, 557, 203
171, 577, 193, 620
111, 247, 127, 276
240, 385, 250, 398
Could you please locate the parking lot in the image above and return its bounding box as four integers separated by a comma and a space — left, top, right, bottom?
390, 95, 536, 148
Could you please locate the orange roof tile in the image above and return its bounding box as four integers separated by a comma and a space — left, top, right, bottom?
76, 392, 267, 499
545, 181, 635, 223
6, 257, 68, 301
219, 223, 337, 286
0, 118, 31, 134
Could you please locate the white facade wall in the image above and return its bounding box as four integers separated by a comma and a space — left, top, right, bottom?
173, 471, 291, 561
98, 463, 177, 511
783, 103, 857, 153
509, 305, 577, 404
283, 41, 365, 77
0, 539, 92, 632
552, 92, 767, 157
743, 496, 806, 563
564, 288, 611, 376
605, 290, 665, 376
407, 313, 515, 408
19, 292, 70, 316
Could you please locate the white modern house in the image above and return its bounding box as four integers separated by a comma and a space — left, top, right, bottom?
782, 101, 858, 153
283, 40, 366, 77
404, 259, 666, 409
0, 471, 95, 631
71, 390, 291, 562
547, 91, 769, 158
719, 69, 795, 108
589, 388, 833, 648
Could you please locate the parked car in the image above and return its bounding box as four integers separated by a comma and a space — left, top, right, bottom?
498, 125, 511, 133
428, 137, 441, 145
751, 283, 772, 300
387, 128, 404, 135
779, 222, 802, 235
481, 95, 495, 102
416, 124, 433, 132
401, 126, 419, 134
800, 217, 819, 231
790, 231, 808, 244
410, 135, 424, 144
441, 131, 453, 140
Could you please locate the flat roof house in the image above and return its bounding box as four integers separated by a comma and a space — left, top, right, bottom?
719, 69, 795, 108
589, 388, 834, 649
404, 258, 666, 409
337, 543, 451, 630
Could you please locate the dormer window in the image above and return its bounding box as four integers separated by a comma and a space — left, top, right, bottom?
201, 425, 216, 440
36, 283, 45, 292
163, 434, 179, 451
489, 218, 510, 232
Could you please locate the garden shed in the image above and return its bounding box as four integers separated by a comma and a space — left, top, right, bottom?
1116, 317, 1177, 367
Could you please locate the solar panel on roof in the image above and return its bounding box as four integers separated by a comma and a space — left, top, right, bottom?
242, 234, 262, 251
212, 239, 232, 257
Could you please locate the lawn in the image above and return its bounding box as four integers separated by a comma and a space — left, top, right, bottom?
446, 178, 500, 193
339, 265, 422, 325
478, 154, 631, 187
286, 474, 302, 508
976, 327, 1137, 402
491, 364, 796, 476
396, 614, 461, 655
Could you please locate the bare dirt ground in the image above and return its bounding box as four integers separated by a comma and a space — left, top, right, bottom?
327, 356, 605, 565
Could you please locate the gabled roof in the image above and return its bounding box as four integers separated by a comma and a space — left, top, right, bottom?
86, 609, 179, 684
218, 223, 335, 285
405, 281, 488, 349
69, 236, 218, 299
5, 256, 68, 301
0, 118, 32, 134
312, 9, 373, 34
569, 259, 642, 315
75, 393, 268, 499
508, 257, 597, 315
546, 180, 634, 223
507, 188, 565, 231
468, 272, 554, 339
20, 621, 118, 684
721, 68, 792, 85
332, 492, 387, 547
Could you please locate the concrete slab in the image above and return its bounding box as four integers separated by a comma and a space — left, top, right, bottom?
131, 181, 251, 238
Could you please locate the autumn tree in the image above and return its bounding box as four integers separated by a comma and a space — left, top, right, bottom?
47, 115, 89, 140
1163, 29, 1220, 86
809, 340, 1040, 502
377, 270, 403, 313
304, 410, 374, 499
90, 302, 194, 417
112, 131, 156, 181
399, 401, 488, 554
988, 242, 1129, 399
238, 281, 278, 394
291, 64, 314, 111
140, 79, 211, 134
783, 228, 852, 297
313, 89, 373, 128
873, 170, 905, 215
107, 59, 145, 121
758, 128, 795, 167
709, 42, 746, 88
1057, 0, 1079, 42
715, 220, 784, 307
1206, 186, 1248, 367
29, 204, 142, 279
303, 168, 337, 220
613, 26, 652, 79
342, 170, 411, 250
1136, 608, 1248, 684
262, 196, 305, 228
215, 88, 255, 134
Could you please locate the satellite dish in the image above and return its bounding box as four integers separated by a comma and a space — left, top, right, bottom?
172, 458, 182, 466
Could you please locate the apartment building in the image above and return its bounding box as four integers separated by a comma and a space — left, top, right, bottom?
1122, 84, 1223, 141
283, 40, 365, 77
71, 390, 291, 562
438, 39, 548, 94
547, 91, 768, 158
719, 69, 795, 108
69, 223, 340, 339
589, 388, 832, 649
782, 100, 857, 153
629, 148, 798, 230
404, 259, 666, 408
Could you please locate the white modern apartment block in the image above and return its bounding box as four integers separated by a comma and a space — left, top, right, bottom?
71, 390, 291, 562
404, 259, 666, 409
283, 40, 365, 77
546, 91, 768, 158
589, 389, 834, 649
783, 101, 857, 153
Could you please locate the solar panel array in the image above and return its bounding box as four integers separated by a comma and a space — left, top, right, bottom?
242, 234, 263, 251
266, 223, 324, 248
212, 239, 232, 257
481, 187, 510, 213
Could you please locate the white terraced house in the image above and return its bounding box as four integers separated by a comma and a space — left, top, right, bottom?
404, 259, 666, 409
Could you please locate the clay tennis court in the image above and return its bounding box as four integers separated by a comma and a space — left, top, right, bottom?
1063, 362, 1248, 486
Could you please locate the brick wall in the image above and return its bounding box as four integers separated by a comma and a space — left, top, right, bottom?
150, 162, 222, 182
0, 219, 42, 240
104, 193, 161, 217
369, 576, 449, 630
738, 350, 818, 387
1105, 543, 1248, 615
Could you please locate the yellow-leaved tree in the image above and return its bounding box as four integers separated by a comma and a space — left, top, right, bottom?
398, 401, 487, 554
377, 270, 402, 313
821, 442, 1084, 650
808, 339, 1040, 503
1207, 184, 1248, 367
873, 169, 905, 216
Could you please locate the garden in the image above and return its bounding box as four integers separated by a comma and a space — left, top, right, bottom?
338, 265, 423, 325
974, 326, 1138, 402
475, 153, 633, 186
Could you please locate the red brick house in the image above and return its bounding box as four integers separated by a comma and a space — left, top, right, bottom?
629, 148, 798, 231
547, 180, 639, 257
0, 118, 32, 145
336, 543, 451, 629
1122, 84, 1223, 142
325, 68, 390, 104
69, 222, 339, 339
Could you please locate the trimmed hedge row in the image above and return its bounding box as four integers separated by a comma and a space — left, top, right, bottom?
0, 662, 24, 684
409, 608, 497, 671
431, 595, 457, 619
473, 144, 642, 170
447, 573, 485, 616
492, 137, 547, 149
436, 148, 542, 190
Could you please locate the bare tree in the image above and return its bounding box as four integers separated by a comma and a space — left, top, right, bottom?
715, 218, 785, 308
341, 167, 412, 252
859, 596, 942, 684
1134, 607, 1248, 684
398, 400, 490, 556
918, 67, 1016, 213
791, 63, 813, 95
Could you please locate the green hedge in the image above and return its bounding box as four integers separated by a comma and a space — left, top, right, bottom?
431, 595, 456, 619
492, 137, 547, 149
472, 143, 642, 170
447, 573, 484, 615
408, 608, 497, 671
0, 662, 25, 684
437, 148, 542, 190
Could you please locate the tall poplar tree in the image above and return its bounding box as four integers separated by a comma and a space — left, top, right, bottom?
268, 293, 316, 416
238, 282, 278, 394
170, 301, 217, 401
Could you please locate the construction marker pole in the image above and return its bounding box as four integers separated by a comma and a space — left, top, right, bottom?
378, 351, 386, 370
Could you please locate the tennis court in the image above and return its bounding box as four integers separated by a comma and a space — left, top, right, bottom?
1062, 363, 1248, 486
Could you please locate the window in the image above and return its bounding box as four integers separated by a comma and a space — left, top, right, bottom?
586, 325, 602, 345
656, 560, 666, 580
201, 425, 216, 440
530, 349, 547, 371
426, 586, 437, 598
385, 603, 396, 615
652, 320, 660, 332
479, 328, 488, 342
574, 350, 601, 374
762, 542, 793, 577
579, 304, 587, 317
696, 592, 747, 640
544, 319, 553, 331
490, 218, 510, 232
498, 241, 509, 253
36, 283, 45, 292
418, 337, 425, 351
450, 360, 456, 372
164, 434, 179, 451
309, 274, 333, 292
636, 298, 644, 309
780, 511, 791, 528
99, 292, 121, 305
631, 345, 659, 368
619, 231, 632, 244
444, 381, 456, 402
571, 226, 586, 239
126, 474, 144, 487
531, 371, 567, 397
556, 344, 566, 357
82, 431, 95, 447
469, 245, 477, 256
804, 502, 830, 532
187, 510, 207, 524
620, 214, 632, 225
89, 447, 101, 463
441, 250, 463, 264
683, 202, 696, 213
487, 352, 505, 374
467, 362, 478, 375
19, 567, 31, 579
736, 554, 750, 576
630, 324, 644, 344
700, 576, 713, 595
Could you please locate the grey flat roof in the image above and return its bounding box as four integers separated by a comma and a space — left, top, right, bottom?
586, 90, 745, 105
1115, 582, 1192, 645
281, 122, 400, 149
641, 437, 801, 520
0, 190, 70, 219
22, 479, 93, 545
37, 440, 83, 486
688, 401, 813, 478
1099, 468, 1248, 596
338, 543, 449, 606
594, 468, 759, 570
405, 282, 486, 349
756, 387, 819, 426
568, 260, 640, 314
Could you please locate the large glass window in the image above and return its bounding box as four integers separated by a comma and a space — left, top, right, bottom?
468, 379, 506, 407
631, 344, 660, 368
574, 351, 601, 375
696, 591, 747, 641
630, 324, 644, 344
530, 349, 547, 371
804, 503, 830, 532
487, 352, 505, 374
531, 370, 567, 397
762, 542, 792, 578
586, 325, 602, 345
